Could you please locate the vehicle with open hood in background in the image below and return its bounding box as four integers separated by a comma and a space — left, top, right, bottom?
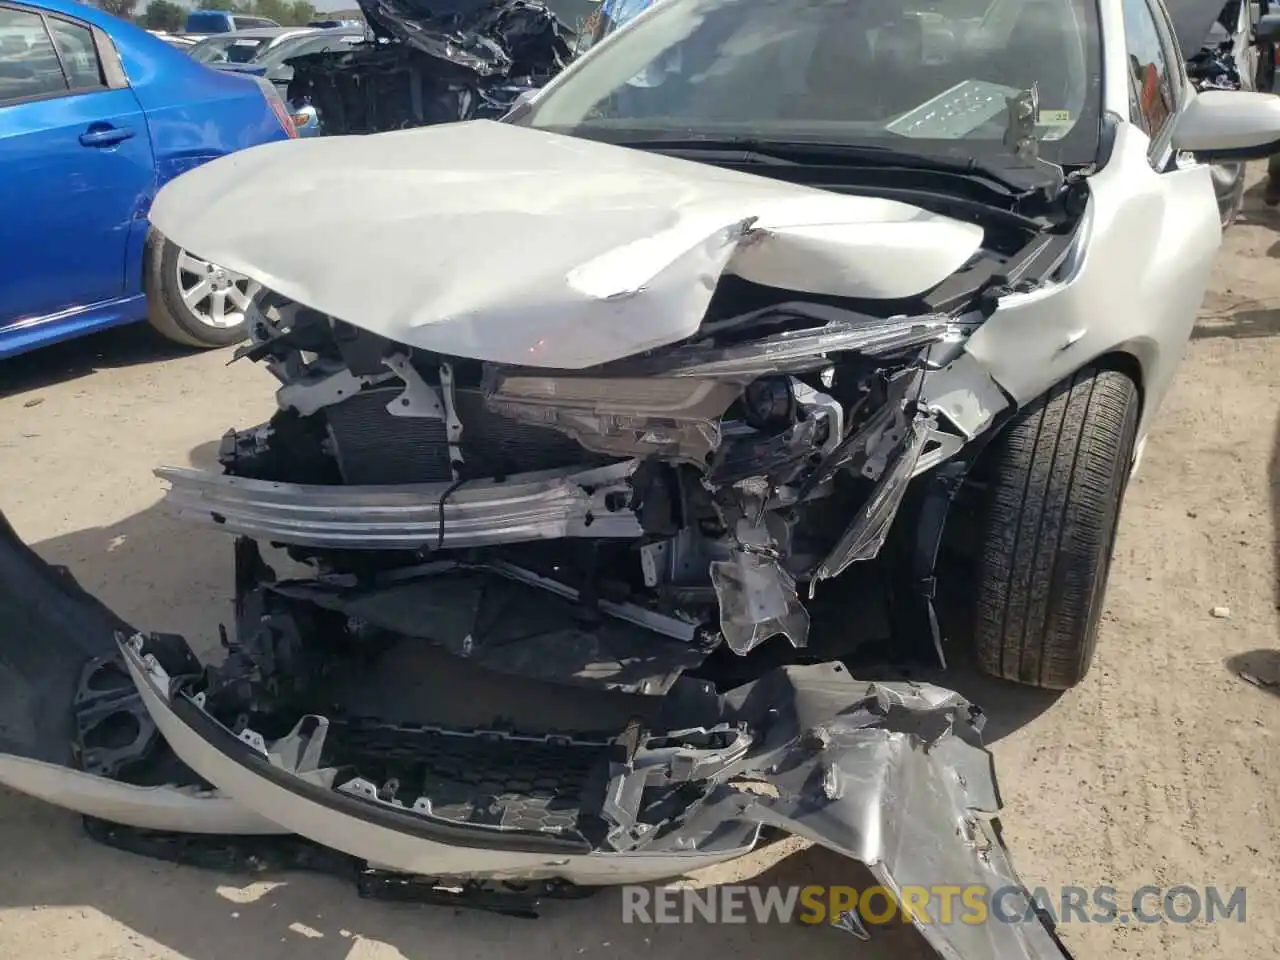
3, 0, 1280, 956
281, 0, 579, 131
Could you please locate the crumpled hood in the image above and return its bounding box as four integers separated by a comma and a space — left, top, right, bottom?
149, 120, 983, 368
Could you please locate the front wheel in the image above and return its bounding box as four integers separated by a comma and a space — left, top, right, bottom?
969, 367, 1140, 691
145, 231, 259, 348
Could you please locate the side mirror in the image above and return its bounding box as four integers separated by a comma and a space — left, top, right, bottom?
512, 88, 539, 110
1172, 89, 1280, 160
1257, 13, 1280, 44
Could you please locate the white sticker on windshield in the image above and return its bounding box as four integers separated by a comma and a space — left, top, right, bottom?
885, 79, 1020, 139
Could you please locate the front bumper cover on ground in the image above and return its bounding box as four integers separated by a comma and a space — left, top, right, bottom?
0, 511, 1072, 959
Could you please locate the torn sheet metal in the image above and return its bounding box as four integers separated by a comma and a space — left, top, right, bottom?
148, 121, 983, 369
154, 461, 642, 550
919, 348, 1010, 440
721, 670, 1075, 960
711, 487, 810, 654
354, 0, 570, 76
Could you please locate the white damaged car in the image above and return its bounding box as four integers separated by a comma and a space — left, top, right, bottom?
3, 0, 1277, 956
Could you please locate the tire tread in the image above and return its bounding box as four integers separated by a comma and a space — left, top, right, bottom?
972, 367, 1139, 689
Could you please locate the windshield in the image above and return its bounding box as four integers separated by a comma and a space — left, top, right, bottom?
190, 35, 275, 63
521, 0, 1102, 168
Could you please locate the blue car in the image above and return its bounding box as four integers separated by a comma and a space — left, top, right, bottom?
0, 0, 297, 358
184, 10, 280, 34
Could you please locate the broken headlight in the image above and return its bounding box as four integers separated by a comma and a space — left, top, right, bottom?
489, 375, 729, 413
485, 371, 742, 463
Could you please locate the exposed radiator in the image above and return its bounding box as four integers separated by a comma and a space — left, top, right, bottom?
324, 386, 607, 485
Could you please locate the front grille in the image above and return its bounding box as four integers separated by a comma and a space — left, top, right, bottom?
326, 719, 611, 839
324, 386, 605, 485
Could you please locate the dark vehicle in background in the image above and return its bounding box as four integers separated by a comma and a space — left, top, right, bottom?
241, 28, 368, 135
184, 9, 281, 34
285, 0, 575, 135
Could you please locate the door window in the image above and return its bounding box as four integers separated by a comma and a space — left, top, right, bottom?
1121, 0, 1176, 140
47, 17, 104, 91
0, 7, 105, 104
0, 8, 67, 103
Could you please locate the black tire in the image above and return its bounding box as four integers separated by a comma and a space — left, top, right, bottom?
145, 230, 248, 349
971, 367, 1140, 690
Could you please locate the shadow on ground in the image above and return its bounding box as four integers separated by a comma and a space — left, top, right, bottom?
1225, 650, 1280, 697
1223, 412, 1280, 696
0, 501, 1046, 960
1191, 305, 1280, 340
0, 325, 194, 400
1273, 412, 1279, 615
188, 438, 225, 470
1239, 180, 1280, 229
0, 803, 937, 960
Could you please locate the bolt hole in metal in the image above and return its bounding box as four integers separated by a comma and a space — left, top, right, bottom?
176, 250, 261, 329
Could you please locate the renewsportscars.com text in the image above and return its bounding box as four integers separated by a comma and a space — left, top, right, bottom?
621, 884, 1247, 926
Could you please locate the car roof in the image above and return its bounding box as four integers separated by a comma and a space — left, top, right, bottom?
281, 26, 365, 39
196, 26, 311, 39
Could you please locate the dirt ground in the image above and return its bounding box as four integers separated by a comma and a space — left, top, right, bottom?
0, 179, 1276, 960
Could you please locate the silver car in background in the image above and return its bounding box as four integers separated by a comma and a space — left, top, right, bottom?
187, 25, 317, 66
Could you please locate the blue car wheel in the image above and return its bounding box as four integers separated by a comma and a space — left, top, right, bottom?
144, 231, 260, 348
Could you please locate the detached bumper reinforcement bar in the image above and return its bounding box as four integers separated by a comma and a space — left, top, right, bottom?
155, 465, 642, 550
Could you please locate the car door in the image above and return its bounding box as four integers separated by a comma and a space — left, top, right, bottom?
0, 4, 155, 329
1120, 0, 1226, 412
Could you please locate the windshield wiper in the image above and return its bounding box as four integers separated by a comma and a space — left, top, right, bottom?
606, 137, 800, 166
609, 136, 1040, 196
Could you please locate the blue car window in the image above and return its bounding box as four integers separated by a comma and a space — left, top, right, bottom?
46, 17, 104, 91
0, 8, 68, 104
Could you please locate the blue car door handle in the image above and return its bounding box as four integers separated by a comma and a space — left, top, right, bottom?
79, 125, 135, 148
